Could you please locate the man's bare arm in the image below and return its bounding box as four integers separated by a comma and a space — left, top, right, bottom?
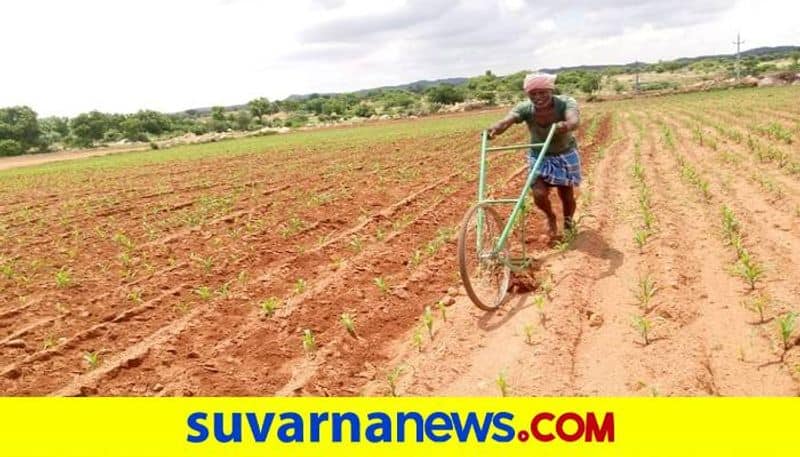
556, 109, 580, 133
487, 114, 519, 139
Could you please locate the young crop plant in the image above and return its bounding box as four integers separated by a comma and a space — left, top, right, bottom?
412, 327, 424, 352
409, 250, 423, 267
340, 313, 356, 336
83, 351, 100, 370
42, 334, 57, 351
195, 286, 213, 301
127, 289, 143, 304
436, 301, 447, 323
349, 235, 363, 253
55, 268, 72, 288
634, 229, 650, 252
735, 250, 763, 290
422, 306, 434, 338
173, 301, 191, 314
387, 366, 404, 397
778, 312, 797, 352
293, 278, 307, 295
634, 275, 658, 311
539, 273, 554, 298
373, 277, 390, 294
741, 293, 770, 324
259, 297, 280, 317
280, 217, 305, 239
523, 324, 535, 345
632, 314, 653, 346
532, 293, 547, 325
496, 370, 509, 397
191, 254, 214, 275
302, 329, 316, 355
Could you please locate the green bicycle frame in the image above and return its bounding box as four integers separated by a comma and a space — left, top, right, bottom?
475, 124, 557, 265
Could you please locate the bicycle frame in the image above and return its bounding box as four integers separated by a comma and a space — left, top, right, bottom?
475, 124, 556, 269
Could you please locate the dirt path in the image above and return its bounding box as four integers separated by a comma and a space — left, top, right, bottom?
0, 146, 148, 172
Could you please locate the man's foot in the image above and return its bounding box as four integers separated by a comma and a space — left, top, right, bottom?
564, 216, 575, 232
547, 215, 558, 237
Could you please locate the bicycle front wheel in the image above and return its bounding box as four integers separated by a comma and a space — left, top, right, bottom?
457, 203, 511, 311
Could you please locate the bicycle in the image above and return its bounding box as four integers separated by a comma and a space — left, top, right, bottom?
457, 124, 557, 311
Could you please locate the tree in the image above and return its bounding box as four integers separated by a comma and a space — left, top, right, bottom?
70, 111, 112, 146
210, 106, 226, 122
425, 84, 465, 105
579, 72, 602, 95
248, 97, 272, 118
0, 106, 41, 153
791, 52, 800, 71
235, 110, 253, 130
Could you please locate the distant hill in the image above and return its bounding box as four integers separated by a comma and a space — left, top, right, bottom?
539, 46, 800, 73
285, 77, 469, 101
183, 45, 799, 114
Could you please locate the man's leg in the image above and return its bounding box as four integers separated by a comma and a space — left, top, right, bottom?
557, 185, 576, 230
532, 178, 557, 236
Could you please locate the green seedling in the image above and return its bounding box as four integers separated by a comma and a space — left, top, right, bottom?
42, 334, 57, 351
349, 235, 363, 253
523, 324, 535, 345
83, 351, 100, 370
778, 312, 797, 352
340, 313, 356, 336
634, 275, 658, 310
422, 306, 434, 338
127, 289, 143, 304
191, 254, 214, 274
55, 268, 72, 288
302, 329, 316, 355
259, 297, 280, 317
194, 286, 212, 301
539, 274, 554, 298
412, 327, 424, 352
496, 370, 509, 397
0, 261, 14, 279
216, 281, 232, 299
741, 293, 770, 324
410, 250, 423, 267
735, 251, 763, 290
374, 277, 390, 294
173, 301, 191, 314
436, 301, 447, 322
632, 315, 653, 345
375, 227, 386, 241
633, 229, 649, 251
293, 278, 307, 295
237, 270, 248, 286
387, 366, 403, 397
532, 294, 546, 324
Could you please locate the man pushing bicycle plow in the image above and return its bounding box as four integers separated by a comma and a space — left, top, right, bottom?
487, 72, 581, 239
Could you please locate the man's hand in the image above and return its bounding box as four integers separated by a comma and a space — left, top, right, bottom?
554, 121, 569, 133
487, 126, 500, 139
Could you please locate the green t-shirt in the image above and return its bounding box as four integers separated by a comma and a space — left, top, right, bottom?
510, 95, 579, 155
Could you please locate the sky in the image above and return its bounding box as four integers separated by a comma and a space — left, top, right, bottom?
1, 0, 798, 117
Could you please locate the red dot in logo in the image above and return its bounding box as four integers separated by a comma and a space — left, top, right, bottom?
517, 430, 529, 442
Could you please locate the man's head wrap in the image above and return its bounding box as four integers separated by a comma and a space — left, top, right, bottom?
523, 73, 556, 92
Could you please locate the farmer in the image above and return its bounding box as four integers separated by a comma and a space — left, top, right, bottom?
487, 72, 581, 237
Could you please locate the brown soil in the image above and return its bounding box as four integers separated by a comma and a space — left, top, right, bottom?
2, 102, 798, 397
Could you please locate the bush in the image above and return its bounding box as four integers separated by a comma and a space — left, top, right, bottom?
0, 139, 23, 156
426, 85, 465, 105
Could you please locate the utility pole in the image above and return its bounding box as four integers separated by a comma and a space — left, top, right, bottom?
733, 32, 745, 81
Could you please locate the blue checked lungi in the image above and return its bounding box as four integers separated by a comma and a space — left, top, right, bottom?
528, 147, 582, 187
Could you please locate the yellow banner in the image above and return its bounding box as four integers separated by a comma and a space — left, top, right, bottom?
0, 398, 796, 456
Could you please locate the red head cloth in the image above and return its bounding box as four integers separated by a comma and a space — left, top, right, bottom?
523, 73, 557, 92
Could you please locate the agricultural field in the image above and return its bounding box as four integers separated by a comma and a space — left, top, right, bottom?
1, 86, 799, 396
